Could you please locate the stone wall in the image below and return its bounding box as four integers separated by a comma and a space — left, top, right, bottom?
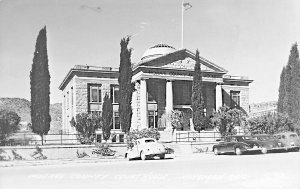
222, 85, 250, 114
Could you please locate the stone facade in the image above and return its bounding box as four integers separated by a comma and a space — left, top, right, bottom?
59, 45, 253, 139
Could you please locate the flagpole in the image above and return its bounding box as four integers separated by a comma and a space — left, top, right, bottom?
181, 0, 184, 49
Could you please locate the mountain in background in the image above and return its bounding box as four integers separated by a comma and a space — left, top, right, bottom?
0, 98, 62, 133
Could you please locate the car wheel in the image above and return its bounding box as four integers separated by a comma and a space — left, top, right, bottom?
159, 154, 165, 159
261, 148, 267, 154
213, 148, 219, 155
140, 151, 146, 161
125, 153, 131, 161
235, 147, 242, 155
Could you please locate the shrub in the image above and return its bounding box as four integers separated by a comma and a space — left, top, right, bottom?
211, 106, 247, 137
0, 110, 20, 144
70, 112, 102, 144
248, 112, 295, 135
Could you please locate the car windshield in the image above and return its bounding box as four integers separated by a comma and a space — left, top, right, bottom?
145, 139, 155, 143
290, 134, 298, 138
256, 136, 272, 141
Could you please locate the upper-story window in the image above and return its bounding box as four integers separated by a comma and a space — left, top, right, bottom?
88, 84, 102, 112
230, 91, 240, 108
90, 85, 102, 103
110, 85, 119, 103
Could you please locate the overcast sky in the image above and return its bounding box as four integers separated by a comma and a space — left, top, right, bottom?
0, 0, 299, 104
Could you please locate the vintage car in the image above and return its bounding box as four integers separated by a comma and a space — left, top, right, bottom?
252, 134, 287, 153
230, 135, 267, 154
274, 132, 300, 151
125, 138, 174, 160
212, 136, 261, 155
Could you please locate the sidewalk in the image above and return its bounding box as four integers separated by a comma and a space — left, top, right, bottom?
0, 156, 126, 168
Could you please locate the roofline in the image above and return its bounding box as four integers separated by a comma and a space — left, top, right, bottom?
59, 67, 119, 90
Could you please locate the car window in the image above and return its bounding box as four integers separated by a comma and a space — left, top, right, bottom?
145, 139, 155, 143
275, 135, 281, 139
243, 136, 254, 140
290, 134, 298, 138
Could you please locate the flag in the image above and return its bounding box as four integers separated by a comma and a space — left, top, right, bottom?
183, 2, 192, 11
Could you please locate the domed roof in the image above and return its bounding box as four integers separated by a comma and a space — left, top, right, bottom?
141, 43, 176, 61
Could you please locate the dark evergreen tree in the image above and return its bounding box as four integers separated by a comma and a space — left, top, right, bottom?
102, 93, 113, 141
283, 43, 299, 117
191, 50, 206, 132
30, 26, 51, 145
277, 66, 286, 113
290, 43, 300, 122
118, 37, 133, 133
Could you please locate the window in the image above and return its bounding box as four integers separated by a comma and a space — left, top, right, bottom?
119, 134, 124, 143
96, 134, 102, 143
112, 135, 117, 143
88, 84, 102, 112
230, 91, 240, 108
66, 91, 69, 110
110, 85, 119, 103
113, 112, 121, 130
90, 85, 102, 103
148, 111, 158, 128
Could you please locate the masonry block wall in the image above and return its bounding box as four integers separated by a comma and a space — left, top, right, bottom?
222, 85, 250, 114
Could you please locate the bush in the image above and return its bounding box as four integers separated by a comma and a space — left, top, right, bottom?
211, 106, 247, 137
126, 128, 160, 149
0, 110, 20, 144
70, 112, 102, 144
248, 112, 295, 135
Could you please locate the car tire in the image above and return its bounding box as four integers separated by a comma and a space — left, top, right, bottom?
125, 153, 131, 161
140, 151, 146, 161
213, 148, 219, 155
261, 148, 267, 154
235, 147, 242, 155
159, 154, 165, 159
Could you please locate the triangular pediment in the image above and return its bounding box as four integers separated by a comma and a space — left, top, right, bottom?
138, 49, 228, 73
161, 57, 215, 72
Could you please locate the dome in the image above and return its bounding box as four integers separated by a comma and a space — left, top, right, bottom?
141, 43, 176, 61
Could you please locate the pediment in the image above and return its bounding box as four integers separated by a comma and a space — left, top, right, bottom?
161, 57, 215, 72
139, 49, 227, 73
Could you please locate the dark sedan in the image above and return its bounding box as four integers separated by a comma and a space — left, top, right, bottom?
252, 134, 287, 153
212, 136, 261, 155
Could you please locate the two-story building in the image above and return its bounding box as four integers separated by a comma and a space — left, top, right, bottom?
59, 44, 253, 142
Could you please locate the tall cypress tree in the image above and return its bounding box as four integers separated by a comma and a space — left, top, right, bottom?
277, 66, 286, 113
282, 43, 299, 117
290, 43, 300, 122
30, 26, 51, 144
191, 50, 206, 132
102, 93, 113, 141
118, 37, 133, 133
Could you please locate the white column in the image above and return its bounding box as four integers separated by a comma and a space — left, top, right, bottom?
165, 80, 173, 130
140, 79, 148, 130
216, 83, 223, 110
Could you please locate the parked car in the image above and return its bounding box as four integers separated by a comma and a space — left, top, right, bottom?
274, 132, 300, 152
252, 134, 287, 153
230, 135, 267, 154
213, 136, 261, 155
125, 138, 174, 160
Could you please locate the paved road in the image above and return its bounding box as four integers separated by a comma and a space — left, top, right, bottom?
1, 152, 299, 189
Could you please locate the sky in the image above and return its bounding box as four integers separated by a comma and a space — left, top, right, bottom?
0, 0, 299, 104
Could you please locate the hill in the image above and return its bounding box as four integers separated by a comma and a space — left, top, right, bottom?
0, 98, 62, 133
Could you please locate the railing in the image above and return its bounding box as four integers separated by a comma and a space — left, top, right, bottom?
175, 131, 247, 143
175, 131, 222, 143
1, 132, 85, 146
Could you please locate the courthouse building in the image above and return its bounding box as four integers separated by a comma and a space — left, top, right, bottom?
59, 44, 253, 142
